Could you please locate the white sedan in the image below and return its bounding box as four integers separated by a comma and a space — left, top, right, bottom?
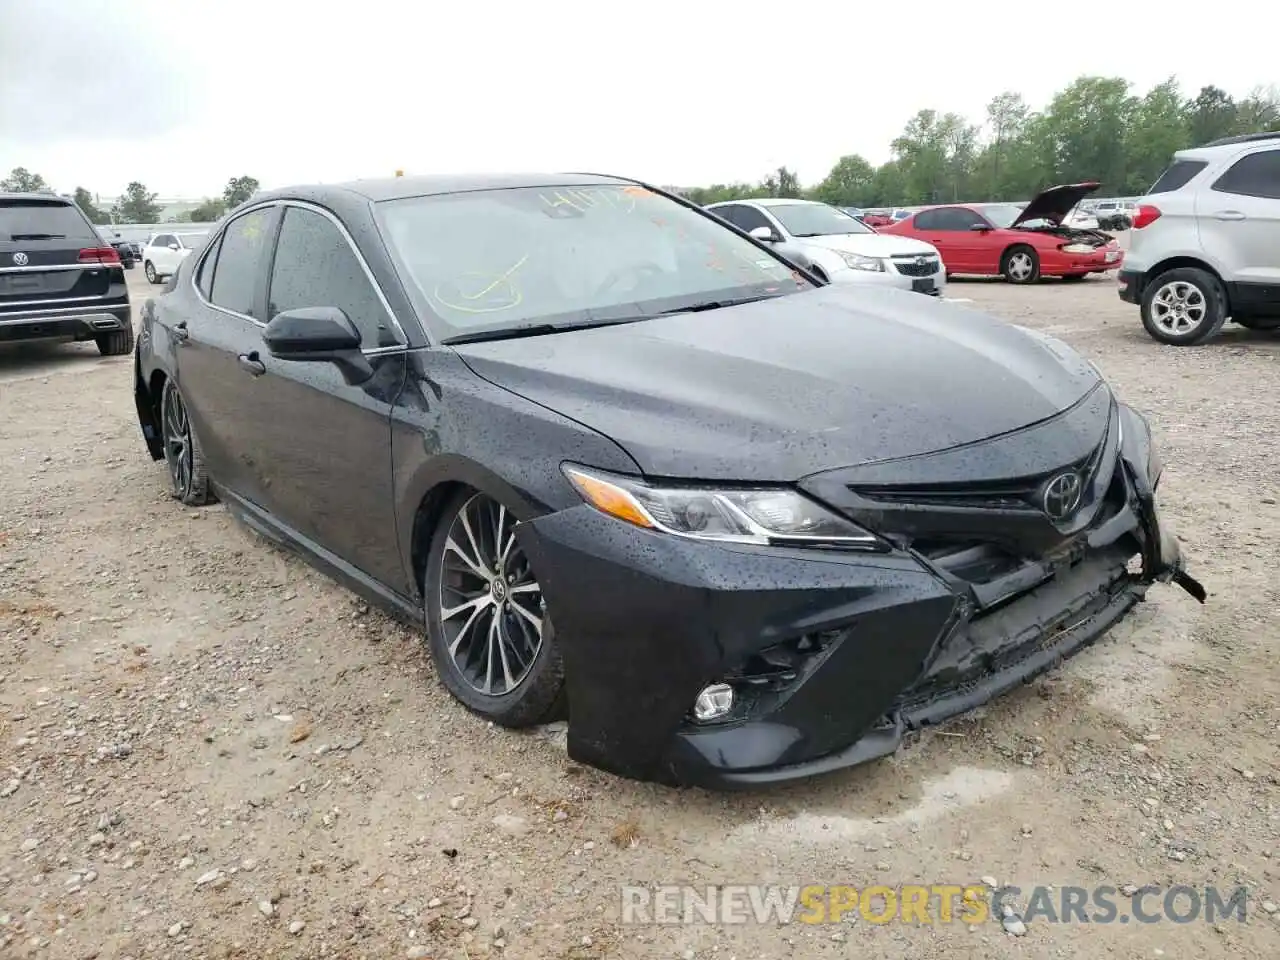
142, 231, 208, 285
705, 199, 947, 297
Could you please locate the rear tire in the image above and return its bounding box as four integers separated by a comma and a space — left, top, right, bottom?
1001, 245, 1040, 284
1140, 267, 1228, 345
160, 380, 214, 505
96, 324, 135, 356
424, 489, 566, 728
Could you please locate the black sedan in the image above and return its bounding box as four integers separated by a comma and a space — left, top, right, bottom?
132, 174, 1205, 788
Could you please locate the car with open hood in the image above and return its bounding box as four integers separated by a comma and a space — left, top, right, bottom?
879, 183, 1124, 283
706, 198, 946, 296
132, 173, 1203, 788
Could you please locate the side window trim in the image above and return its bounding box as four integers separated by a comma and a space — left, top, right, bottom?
190, 202, 281, 324
264, 200, 409, 351
1210, 148, 1280, 199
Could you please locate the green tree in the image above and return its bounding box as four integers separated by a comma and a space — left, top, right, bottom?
2, 167, 50, 192
811, 155, 874, 206
222, 175, 260, 209
1124, 78, 1190, 193
111, 181, 162, 224
71, 187, 110, 224
1186, 85, 1238, 147
184, 198, 227, 222
681, 75, 1280, 209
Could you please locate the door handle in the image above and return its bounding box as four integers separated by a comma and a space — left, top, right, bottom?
1213, 210, 1246, 221
172, 321, 188, 343
237, 352, 266, 376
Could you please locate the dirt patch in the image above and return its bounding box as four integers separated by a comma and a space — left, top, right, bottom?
1, 273, 1276, 959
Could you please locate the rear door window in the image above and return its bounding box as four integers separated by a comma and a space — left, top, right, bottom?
1210, 150, 1280, 200
209, 208, 274, 318
0, 199, 97, 240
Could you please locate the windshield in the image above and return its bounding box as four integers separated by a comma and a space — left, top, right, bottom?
768, 203, 874, 238
976, 204, 1024, 228
376, 185, 810, 339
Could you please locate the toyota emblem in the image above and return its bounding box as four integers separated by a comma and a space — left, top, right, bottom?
12, 251, 29, 266
915, 255, 928, 266
1042, 472, 1083, 520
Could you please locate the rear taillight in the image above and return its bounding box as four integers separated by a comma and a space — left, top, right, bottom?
1132, 205, 1162, 229
78, 246, 121, 265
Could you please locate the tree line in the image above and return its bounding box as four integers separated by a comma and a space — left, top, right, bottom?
681, 77, 1280, 209
0, 168, 260, 225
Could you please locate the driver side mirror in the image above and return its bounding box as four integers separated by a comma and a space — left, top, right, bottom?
167, 242, 180, 250
969, 223, 992, 232
749, 225, 781, 243
263, 306, 373, 385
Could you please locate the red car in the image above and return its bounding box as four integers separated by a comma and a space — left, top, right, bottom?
879, 183, 1123, 283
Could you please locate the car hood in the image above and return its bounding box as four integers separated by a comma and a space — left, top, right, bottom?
451, 286, 1101, 482
795, 232, 938, 258
1013, 182, 1103, 227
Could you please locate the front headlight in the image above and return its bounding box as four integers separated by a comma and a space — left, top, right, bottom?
1061, 243, 1095, 254
562, 464, 884, 549
837, 251, 885, 272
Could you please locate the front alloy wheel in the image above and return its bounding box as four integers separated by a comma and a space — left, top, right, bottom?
425, 490, 564, 726
145, 261, 159, 284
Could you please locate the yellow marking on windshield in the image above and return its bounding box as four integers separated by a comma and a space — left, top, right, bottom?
432, 254, 529, 314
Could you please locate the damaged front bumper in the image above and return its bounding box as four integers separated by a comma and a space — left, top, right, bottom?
516, 405, 1203, 789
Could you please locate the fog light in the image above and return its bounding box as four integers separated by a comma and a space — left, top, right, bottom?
692, 683, 734, 722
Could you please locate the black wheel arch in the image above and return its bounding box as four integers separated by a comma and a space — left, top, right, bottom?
1134, 257, 1229, 308
134, 353, 165, 461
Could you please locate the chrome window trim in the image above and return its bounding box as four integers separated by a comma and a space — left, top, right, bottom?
189, 199, 410, 356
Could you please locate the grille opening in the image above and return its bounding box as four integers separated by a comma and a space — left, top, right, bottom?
723, 629, 843, 691
914, 539, 1023, 584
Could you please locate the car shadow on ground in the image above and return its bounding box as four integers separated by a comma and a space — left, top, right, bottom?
0, 340, 120, 384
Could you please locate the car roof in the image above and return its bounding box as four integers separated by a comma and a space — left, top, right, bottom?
749, 198, 822, 208
252, 172, 636, 205
0, 191, 74, 203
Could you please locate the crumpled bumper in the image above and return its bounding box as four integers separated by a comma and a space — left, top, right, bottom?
515, 409, 1203, 789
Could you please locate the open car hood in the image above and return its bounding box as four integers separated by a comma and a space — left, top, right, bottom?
1012, 182, 1102, 228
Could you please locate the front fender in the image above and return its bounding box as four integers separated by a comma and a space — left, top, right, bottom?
1116, 404, 1206, 603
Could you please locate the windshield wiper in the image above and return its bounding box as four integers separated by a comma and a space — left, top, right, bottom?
654, 294, 781, 316
442, 317, 641, 345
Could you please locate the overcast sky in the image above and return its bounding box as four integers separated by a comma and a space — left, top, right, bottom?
1, 0, 1275, 198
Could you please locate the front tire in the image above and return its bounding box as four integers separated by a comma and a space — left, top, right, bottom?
96, 324, 135, 356
424, 489, 565, 727
1001, 245, 1040, 284
1140, 267, 1228, 345
145, 261, 159, 284
160, 379, 213, 505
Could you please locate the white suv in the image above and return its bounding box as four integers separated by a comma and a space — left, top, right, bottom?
141, 231, 207, 285
1119, 132, 1280, 345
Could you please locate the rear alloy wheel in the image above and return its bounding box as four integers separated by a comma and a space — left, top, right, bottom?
1140, 267, 1228, 345
160, 380, 213, 505
145, 261, 159, 284
425, 489, 564, 727
1001, 245, 1040, 284
96, 323, 135, 356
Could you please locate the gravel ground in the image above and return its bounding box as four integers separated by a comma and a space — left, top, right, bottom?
2, 269, 1278, 960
